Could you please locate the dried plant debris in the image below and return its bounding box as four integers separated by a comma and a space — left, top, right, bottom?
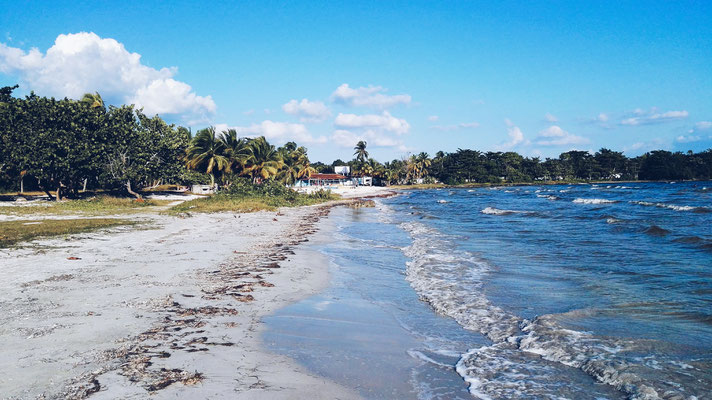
53, 205, 336, 398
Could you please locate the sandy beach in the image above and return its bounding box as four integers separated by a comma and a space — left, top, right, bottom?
0, 198, 391, 399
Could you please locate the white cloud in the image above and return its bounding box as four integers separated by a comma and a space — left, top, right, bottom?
216, 120, 327, 144
431, 122, 480, 131
545, 113, 558, 122
0, 32, 215, 123
282, 98, 331, 122
688, 121, 712, 133
334, 111, 410, 135
695, 121, 712, 130
676, 135, 702, 143
331, 83, 411, 109
535, 125, 590, 146
597, 113, 609, 122
330, 129, 403, 149
243, 109, 255, 116
620, 109, 689, 126
428, 115, 439, 122
623, 137, 669, 153
495, 119, 527, 151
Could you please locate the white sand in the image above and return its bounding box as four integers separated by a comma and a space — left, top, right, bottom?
328, 186, 397, 198
0, 205, 361, 399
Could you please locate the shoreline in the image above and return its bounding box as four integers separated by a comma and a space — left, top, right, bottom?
0, 201, 362, 399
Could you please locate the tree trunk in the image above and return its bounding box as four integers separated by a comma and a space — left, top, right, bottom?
20, 176, 23, 193
82, 178, 88, 192
126, 180, 141, 199
55, 184, 62, 202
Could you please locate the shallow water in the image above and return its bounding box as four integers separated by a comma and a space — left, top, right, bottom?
266, 181, 712, 399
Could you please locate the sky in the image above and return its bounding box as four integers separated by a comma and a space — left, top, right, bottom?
1, 0, 711, 162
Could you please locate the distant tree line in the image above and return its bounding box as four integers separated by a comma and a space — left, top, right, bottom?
314, 144, 712, 185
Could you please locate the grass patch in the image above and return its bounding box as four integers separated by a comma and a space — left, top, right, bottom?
0, 196, 174, 216
168, 179, 339, 214
0, 218, 135, 248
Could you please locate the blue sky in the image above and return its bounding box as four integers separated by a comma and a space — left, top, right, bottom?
1, 1, 711, 162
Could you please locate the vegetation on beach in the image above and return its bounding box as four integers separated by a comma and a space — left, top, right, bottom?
2, 85, 711, 200
0, 218, 134, 248
0, 86, 319, 199
0, 196, 173, 216
167, 179, 338, 213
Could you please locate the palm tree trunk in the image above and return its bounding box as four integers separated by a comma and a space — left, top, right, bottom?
20, 176, 23, 193
55, 183, 62, 201
82, 178, 88, 192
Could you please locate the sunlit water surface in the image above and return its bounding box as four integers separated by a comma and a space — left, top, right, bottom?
266, 182, 712, 399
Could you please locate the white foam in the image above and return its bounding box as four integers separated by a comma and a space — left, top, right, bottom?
481, 207, 518, 215
630, 201, 703, 212
436, 199, 449, 204
572, 198, 617, 205
537, 194, 558, 200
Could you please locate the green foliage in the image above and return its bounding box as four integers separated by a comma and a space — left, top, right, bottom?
0, 86, 190, 199
169, 179, 338, 214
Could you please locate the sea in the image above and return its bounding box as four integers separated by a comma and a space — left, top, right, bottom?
264, 181, 712, 399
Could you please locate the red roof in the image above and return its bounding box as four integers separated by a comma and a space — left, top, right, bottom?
310, 173, 348, 180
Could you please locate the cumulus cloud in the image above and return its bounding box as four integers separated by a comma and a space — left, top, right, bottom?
334, 111, 410, 135
676, 135, 702, 143
535, 125, 590, 146
214, 120, 327, 144
688, 121, 712, 134
596, 113, 609, 123
495, 119, 527, 151
331, 83, 411, 109
431, 122, 480, 131
620, 108, 689, 126
0, 32, 215, 123
330, 129, 404, 149
282, 98, 331, 122
545, 113, 558, 122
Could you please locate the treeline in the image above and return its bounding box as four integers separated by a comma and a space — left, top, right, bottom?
0, 86, 316, 199
315, 146, 712, 185
2, 86, 711, 197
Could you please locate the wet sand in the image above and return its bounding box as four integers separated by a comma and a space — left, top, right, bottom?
0, 204, 361, 399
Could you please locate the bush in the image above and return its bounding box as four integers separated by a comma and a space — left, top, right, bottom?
169, 179, 339, 214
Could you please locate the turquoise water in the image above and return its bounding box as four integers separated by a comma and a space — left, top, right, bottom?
266, 182, 712, 399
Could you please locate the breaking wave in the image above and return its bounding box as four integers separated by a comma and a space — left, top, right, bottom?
572, 198, 618, 205
399, 219, 710, 399
631, 201, 710, 213
481, 207, 519, 215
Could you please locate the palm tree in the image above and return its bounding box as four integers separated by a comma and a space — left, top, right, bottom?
354, 141, 368, 163
416, 152, 432, 179
185, 126, 229, 187
278, 145, 314, 185
245, 136, 283, 183
81, 92, 104, 109
219, 129, 252, 175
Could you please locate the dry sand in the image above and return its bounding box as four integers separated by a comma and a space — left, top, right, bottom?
0, 203, 363, 399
